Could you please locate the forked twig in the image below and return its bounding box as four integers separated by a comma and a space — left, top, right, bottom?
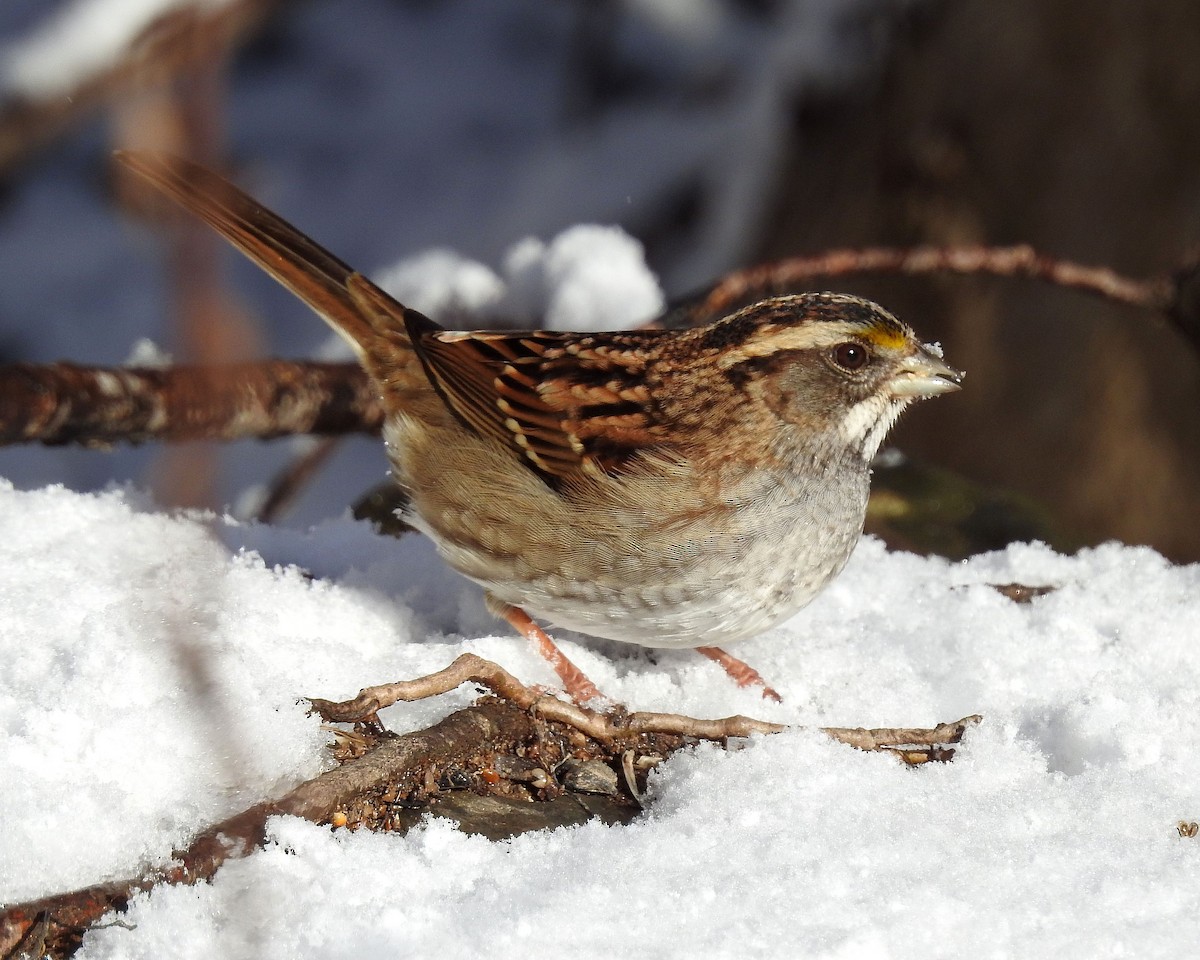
309, 653, 980, 755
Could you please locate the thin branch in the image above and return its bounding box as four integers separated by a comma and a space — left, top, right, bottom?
309, 653, 979, 754
0, 361, 380, 447
251, 436, 343, 523
657, 243, 1187, 339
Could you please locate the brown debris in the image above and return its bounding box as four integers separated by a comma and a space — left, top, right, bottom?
990, 583, 1056, 604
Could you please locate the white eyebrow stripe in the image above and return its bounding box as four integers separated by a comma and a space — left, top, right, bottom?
716, 320, 910, 366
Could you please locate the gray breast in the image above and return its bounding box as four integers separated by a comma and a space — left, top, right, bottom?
488, 459, 872, 650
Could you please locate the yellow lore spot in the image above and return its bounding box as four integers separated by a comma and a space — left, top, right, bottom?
861, 324, 908, 351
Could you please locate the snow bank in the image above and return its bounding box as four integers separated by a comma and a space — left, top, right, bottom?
3, 480, 1199, 956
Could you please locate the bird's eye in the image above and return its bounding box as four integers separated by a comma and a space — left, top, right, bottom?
831, 342, 869, 372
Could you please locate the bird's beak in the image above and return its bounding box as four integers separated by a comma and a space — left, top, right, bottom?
889, 344, 964, 398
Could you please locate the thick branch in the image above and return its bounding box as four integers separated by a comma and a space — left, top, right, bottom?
3, 245, 1196, 451
0, 361, 380, 447
0, 700, 532, 956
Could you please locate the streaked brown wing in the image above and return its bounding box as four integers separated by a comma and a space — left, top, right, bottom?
405, 322, 672, 485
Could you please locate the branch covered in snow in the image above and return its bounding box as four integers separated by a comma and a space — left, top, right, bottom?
0, 699, 536, 958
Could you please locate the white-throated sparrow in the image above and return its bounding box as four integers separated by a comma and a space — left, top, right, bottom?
117, 152, 962, 704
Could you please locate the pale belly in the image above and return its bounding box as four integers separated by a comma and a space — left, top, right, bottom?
389, 417, 871, 651
482, 495, 867, 649
413, 467, 869, 649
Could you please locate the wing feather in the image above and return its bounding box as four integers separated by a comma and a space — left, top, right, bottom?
405, 326, 673, 485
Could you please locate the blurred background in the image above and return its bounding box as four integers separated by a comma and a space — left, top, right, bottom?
0, 0, 1197, 560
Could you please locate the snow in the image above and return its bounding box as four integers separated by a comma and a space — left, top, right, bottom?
3, 1, 1199, 956
0, 0, 236, 98
3, 482, 1200, 956
497, 226, 665, 331
375, 225, 664, 331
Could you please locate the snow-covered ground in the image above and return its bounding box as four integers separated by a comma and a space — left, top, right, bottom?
3, 2, 1199, 957
3, 482, 1200, 957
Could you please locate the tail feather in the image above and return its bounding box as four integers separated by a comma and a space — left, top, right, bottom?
115, 151, 417, 362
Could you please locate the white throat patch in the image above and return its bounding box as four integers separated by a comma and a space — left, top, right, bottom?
840, 395, 908, 461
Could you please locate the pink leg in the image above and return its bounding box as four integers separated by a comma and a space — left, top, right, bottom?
695, 646, 783, 702
492, 599, 604, 706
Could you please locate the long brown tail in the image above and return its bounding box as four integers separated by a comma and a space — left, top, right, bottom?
114, 151, 417, 365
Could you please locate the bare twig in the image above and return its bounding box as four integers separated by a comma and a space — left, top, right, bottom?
251, 437, 343, 523
656, 243, 1189, 342
0, 361, 380, 447
310, 653, 979, 755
